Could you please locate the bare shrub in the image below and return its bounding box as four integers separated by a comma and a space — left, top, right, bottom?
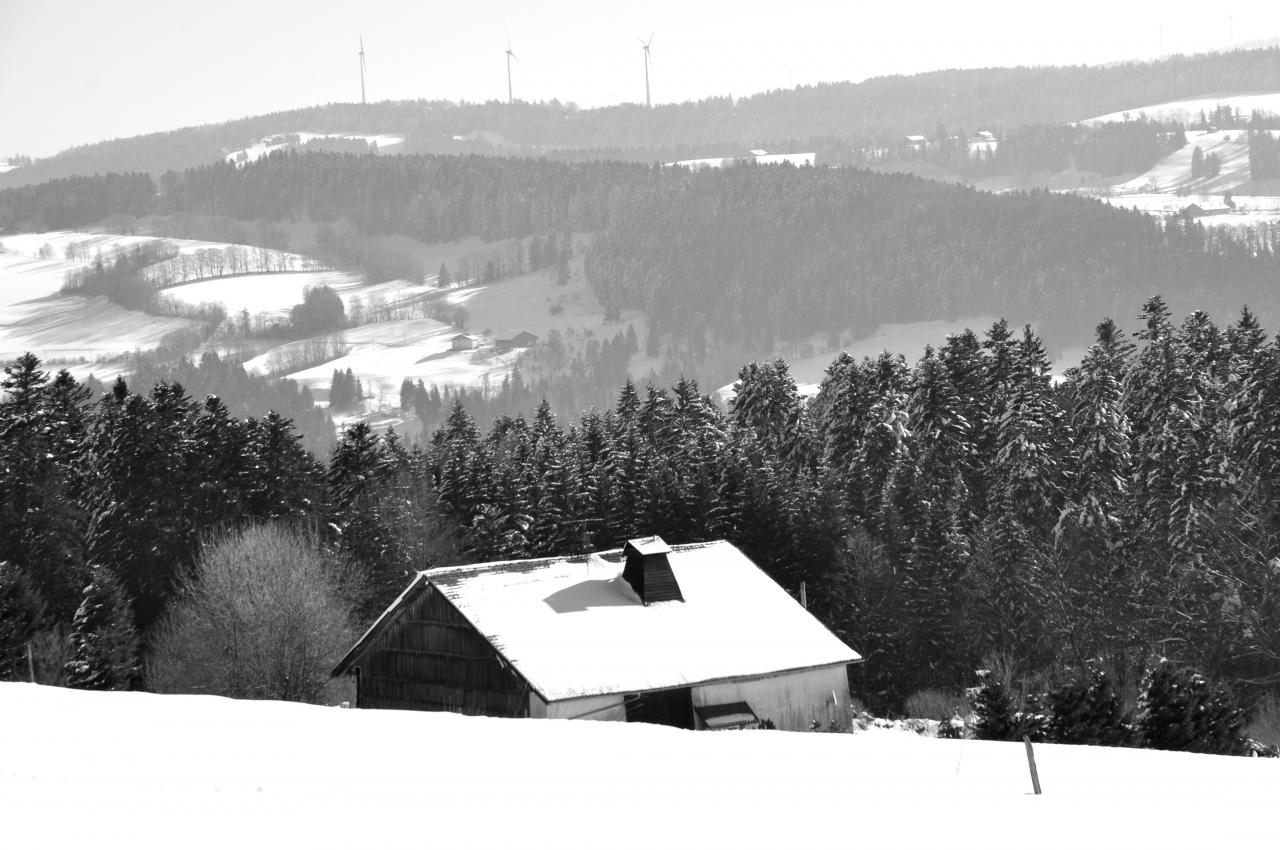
148, 525, 357, 703
905, 689, 967, 720
1248, 692, 1280, 748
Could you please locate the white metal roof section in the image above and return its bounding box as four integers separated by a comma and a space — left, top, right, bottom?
424, 540, 861, 702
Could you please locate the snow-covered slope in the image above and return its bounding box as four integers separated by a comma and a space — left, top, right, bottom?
0, 233, 200, 363
225, 132, 406, 165
3, 683, 1277, 850
1111, 129, 1252, 194
1082, 91, 1280, 126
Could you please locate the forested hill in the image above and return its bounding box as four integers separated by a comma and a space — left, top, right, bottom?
586, 164, 1280, 351
5, 47, 1280, 187
5, 151, 1280, 358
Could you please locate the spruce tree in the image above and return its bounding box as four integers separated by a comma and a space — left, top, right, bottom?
1046, 668, 1130, 746
64, 566, 139, 691
0, 561, 45, 681
1136, 660, 1246, 755
970, 669, 1019, 741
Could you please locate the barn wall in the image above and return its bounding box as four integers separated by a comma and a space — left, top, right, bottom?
540, 693, 627, 722
355, 584, 530, 717
692, 665, 851, 732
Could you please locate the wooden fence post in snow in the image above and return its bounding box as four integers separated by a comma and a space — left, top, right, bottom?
1023, 736, 1042, 795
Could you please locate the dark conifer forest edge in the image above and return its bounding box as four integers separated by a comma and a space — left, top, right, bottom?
4, 297, 1280, 731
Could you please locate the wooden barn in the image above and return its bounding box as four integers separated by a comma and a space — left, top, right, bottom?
449, 333, 478, 351
494, 330, 538, 352
331, 537, 862, 731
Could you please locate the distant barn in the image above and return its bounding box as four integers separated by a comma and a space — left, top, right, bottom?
331, 537, 862, 731
1181, 202, 1230, 219
494, 331, 537, 352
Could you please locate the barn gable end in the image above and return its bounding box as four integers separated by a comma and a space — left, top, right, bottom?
349, 581, 531, 716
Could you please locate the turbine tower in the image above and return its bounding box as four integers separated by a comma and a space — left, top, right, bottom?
640, 34, 653, 108
358, 35, 367, 105
505, 36, 517, 105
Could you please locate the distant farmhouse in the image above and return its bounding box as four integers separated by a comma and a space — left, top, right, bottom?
450, 333, 479, 351
967, 130, 998, 155
494, 330, 538, 352
665, 150, 816, 171
1181, 201, 1231, 219
332, 537, 862, 731
904, 135, 930, 153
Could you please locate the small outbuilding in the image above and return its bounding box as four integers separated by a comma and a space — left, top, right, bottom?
332, 537, 862, 731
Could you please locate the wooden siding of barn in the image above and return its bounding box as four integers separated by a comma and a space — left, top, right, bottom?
355, 584, 531, 717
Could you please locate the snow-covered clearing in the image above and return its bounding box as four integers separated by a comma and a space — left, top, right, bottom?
444, 260, 639, 345
249, 318, 522, 406
1092, 190, 1280, 229
162, 270, 371, 318
1082, 91, 1280, 125
225, 132, 406, 165
3, 683, 1277, 850
1110, 129, 1252, 195
0, 234, 199, 363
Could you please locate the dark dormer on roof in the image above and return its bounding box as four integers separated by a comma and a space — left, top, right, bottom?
622, 535, 683, 604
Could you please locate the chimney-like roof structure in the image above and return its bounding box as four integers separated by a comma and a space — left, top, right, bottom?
622, 536, 683, 604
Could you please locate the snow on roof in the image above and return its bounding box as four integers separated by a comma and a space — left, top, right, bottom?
905, 135, 928, 142
337, 540, 860, 701
626, 535, 670, 556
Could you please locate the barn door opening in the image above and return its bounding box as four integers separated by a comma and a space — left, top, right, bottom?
624, 687, 694, 729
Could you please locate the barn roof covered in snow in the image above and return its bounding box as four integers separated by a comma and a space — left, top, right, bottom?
333, 539, 860, 702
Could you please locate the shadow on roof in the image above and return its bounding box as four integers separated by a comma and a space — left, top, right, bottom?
543, 578, 637, 614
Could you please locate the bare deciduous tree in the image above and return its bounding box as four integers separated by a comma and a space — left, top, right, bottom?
148, 525, 358, 703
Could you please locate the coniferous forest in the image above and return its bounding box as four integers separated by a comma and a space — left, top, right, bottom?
4, 298, 1280, 730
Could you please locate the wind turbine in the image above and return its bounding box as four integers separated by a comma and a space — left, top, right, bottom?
640, 34, 653, 108
505, 35, 517, 105
358, 35, 367, 105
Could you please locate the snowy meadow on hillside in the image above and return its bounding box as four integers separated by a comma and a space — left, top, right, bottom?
3, 684, 1278, 850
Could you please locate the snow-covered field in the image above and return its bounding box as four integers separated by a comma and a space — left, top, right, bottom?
252, 318, 522, 406
162, 270, 370, 318
0, 234, 200, 363
3, 683, 1277, 850
1057, 127, 1280, 228
1082, 91, 1280, 126
1109, 129, 1251, 195
1098, 191, 1280, 225
225, 132, 406, 165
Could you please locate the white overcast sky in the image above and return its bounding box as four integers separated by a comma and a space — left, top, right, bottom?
3, 0, 1280, 158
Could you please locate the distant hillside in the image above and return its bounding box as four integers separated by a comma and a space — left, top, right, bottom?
4, 48, 1280, 187
8, 150, 1280, 366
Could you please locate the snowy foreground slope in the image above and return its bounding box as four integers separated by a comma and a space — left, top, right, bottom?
4, 685, 1278, 849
